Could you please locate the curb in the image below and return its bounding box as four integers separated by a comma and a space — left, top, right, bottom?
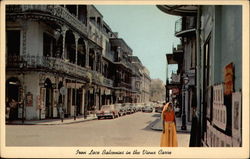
6, 117, 98, 125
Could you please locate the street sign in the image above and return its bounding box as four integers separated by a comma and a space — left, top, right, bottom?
60, 87, 67, 95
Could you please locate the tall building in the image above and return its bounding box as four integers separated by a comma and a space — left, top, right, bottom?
149, 79, 165, 102
6, 5, 151, 120
141, 67, 151, 103
158, 5, 242, 147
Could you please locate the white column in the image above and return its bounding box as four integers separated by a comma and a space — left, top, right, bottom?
61, 26, 68, 60
93, 50, 97, 71
76, 5, 79, 18
81, 89, 85, 114
85, 41, 89, 68
73, 33, 80, 64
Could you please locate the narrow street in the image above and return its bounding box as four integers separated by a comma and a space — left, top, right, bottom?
6, 112, 190, 147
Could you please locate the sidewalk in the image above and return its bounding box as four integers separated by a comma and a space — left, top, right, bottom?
151, 116, 191, 133
6, 114, 97, 125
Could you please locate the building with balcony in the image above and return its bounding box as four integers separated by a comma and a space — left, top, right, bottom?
141, 67, 151, 103
149, 79, 165, 102
158, 5, 242, 147
6, 5, 150, 121
130, 56, 144, 103
160, 5, 197, 130
110, 38, 134, 103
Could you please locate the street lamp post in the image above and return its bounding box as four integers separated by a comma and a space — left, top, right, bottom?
181, 76, 189, 130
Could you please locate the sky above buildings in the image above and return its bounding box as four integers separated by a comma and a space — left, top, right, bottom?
95, 5, 180, 83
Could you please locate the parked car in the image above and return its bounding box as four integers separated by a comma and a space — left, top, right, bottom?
119, 107, 127, 116
125, 106, 133, 114
131, 105, 137, 113
135, 105, 142, 112
142, 106, 153, 113
96, 105, 119, 119
155, 105, 163, 113
122, 103, 132, 114
114, 103, 123, 116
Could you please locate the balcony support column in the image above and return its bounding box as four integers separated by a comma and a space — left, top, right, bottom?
99, 53, 103, 74
85, 41, 89, 68
20, 20, 28, 57
61, 26, 68, 60
76, 5, 79, 19
73, 32, 80, 64
93, 50, 97, 71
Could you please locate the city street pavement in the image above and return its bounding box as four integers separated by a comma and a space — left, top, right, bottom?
6, 112, 190, 147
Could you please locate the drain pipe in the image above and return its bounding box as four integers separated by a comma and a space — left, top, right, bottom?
196, 5, 201, 146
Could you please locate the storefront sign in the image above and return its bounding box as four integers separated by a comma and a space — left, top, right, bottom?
105, 89, 111, 95
26, 92, 33, 107
60, 87, 67, 95
224, 63, 234, 95
213, 84, 227, 130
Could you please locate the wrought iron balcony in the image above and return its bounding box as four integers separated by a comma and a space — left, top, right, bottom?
173, 44, 184, 53
7, 55, 114, 88
88, 22, 103, 47
116, 81, 132, 89
170, 73, 181, 84
6, 5, 87, 36
103, 77, 114, 88
89, 70, 113, 87
7, 55, 90, 80
175, 16, 196, 37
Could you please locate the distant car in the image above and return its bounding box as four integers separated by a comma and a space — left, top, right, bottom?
131, 105, 137, 113
155, 105, 163, 113
121, 103, 132, 114
119, 107, 127, 116
125, 106, 133, 114
135, 105, 142, 112
114, 103, 123, 116
142, 106, 153, 113
96, 105, 119, 119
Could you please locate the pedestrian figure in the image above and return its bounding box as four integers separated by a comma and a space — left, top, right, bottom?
160, 102, 178, 147
8, 99, 18, 121
58, 103, 64, 122
6, 98, 10, 121
189, 107, 199, 147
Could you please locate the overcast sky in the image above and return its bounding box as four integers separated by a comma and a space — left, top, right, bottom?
95, 5, 180, 83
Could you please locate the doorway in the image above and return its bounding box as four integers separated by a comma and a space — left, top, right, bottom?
44, 78, 52, 118
6, 77, 21, 120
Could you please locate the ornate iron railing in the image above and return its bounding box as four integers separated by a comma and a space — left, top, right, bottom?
6, 5, 87, 35
103, 77, 114, 87
7, 55, 114, 87
7, 55, 90, 79
175, 17, 196, 35
116, 81, 131, 89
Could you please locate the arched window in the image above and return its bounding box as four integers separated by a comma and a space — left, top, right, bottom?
65, 30, 75, 63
